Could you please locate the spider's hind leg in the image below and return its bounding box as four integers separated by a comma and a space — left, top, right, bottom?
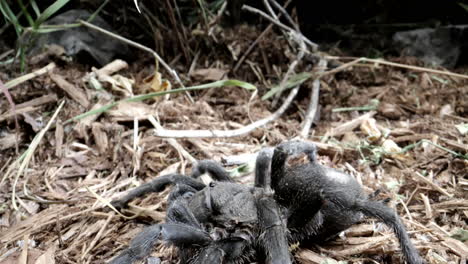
356, 199, 424, 264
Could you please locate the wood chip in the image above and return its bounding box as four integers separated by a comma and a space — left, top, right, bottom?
55, 121, 63, 158
420, 193, 433, 219
16, 94, 58, 109
296, 249, 331, 264
0, 106, 39, 122
0, 133, 22, 150
393, 133, 433, 143
326, 111, 376, 137
49, 73, 90, 108
91, 122, 108, 154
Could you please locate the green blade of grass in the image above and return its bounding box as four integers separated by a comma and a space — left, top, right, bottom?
64, 79, 256, 124
31, 23, 80, 34
34, 0, 71, 28
18, 0, 34, 27
262, 72, 312, 100
0, 1, 22, 36
30, 0, 41, 18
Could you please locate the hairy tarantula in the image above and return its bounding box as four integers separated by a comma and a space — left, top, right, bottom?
109, 141, 423, 264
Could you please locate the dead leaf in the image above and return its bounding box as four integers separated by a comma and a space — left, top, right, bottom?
360, 117, 381, 142
190, 68, 227, 81
33, 245, 55, 264
107, 101, 157, 122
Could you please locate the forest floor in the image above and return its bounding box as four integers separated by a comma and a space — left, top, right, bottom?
0, 23, 467, 264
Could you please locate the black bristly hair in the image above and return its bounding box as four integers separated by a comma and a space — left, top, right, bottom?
267, 140, 424, 264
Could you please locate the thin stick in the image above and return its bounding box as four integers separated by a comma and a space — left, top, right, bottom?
11, 100, 65, 210
148, 115, 196, 163
82, 213, 114, 259
300, 58, 327, 138
414, 172, 453, 197
78, 20, 194, 103
233, 0, 293, 72
272, 32, 305, 107
326, 56, 468, 80
5, 63, 56, 89
152, 85, 300, 138
242, 5, 318, 51
268, 0, 298, 31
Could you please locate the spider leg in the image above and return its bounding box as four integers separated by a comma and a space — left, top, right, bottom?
368, 189, 382, 199
254, 147, 274, 188
167, 198, 202, 228
167, 184, 197, 205
270, 140, 317, 189
257, 195, 292, 264
191, 237, 253, 264
191, 246, 225, 263
356, 199, 424, 264
111, 174, 206, 210
110, 223, 211, 264
191, 160, 234, 182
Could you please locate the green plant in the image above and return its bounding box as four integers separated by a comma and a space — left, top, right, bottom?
0, 0, 110, 71
0, 0, 73, 70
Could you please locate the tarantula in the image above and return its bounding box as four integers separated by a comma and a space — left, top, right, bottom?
109, 141, 423, 264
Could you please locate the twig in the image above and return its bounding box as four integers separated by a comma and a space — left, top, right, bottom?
268, 0, 298, 31
152, 85, 301, 138
233, 0, 293, 72
148, 115, 196, 163
82, 213, 114, 259
263, 0, 277, 20
272, 31, 305, 107
300, 58, 327, 138
11, 100, 65, 210
0, 79, 19, 154
78, 20, 194, 103
414, 171, 453, 197
322, 111, 377, 140
4, 62, 56, 89
242, 5, 318, 51
325, 56, 468, 80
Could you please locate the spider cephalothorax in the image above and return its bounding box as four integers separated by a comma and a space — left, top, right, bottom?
110, 141, 424, 264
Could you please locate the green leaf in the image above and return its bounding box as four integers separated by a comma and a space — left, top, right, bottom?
31, 0, 41, 18
332, 99, 380, 112
34, 0, 71, 28
451, 229, 468, 242
31, 23, 80, 34
0, 1, 22, 36
459, 3, 468, 12
18, 0, 34, 27
65, 79, 256, 124
262, 72, 312, 100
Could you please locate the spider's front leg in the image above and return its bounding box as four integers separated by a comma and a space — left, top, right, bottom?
254, 147, 274, 188
110, 222, 211, 264
191, 160, 234, 182
111, 186, 211, 264
270, 140, 317, 189
111, 174, 206, 210
256, 192, 292, 264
